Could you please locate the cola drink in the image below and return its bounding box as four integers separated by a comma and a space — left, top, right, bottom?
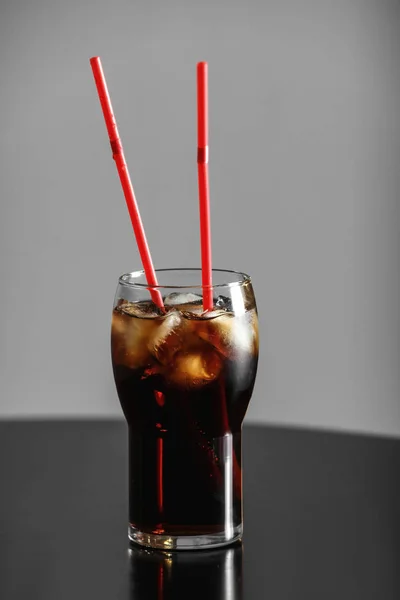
111, 279, 259, 549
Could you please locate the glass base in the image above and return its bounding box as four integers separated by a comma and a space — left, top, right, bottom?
128, 523, 243, 550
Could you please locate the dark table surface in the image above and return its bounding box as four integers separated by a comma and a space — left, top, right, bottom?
0, 421, 399, 599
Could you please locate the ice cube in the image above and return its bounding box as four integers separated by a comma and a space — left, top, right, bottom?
119, 301, 162, 319
215, 295, 233, 312
180, 304, 206, 319
148, 312, 184, 365
167, 343, 223, 388
111, 309, 127, 338
163, 292, 207, 320
197, 309, 259, 358
250, 309, 259, 354
164, 292, 203, 309
111, 307, 156, 370
201, 309, 227, 320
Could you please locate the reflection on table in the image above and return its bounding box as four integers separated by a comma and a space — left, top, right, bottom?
128, 542, 243, 600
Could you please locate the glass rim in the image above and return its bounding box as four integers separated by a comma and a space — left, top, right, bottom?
118, 268, 252, 290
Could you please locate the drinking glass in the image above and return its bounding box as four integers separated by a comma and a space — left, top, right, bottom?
111, 268, 259, 549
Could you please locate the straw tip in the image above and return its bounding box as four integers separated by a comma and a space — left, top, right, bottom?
197, 61, 208, 70
90, 56, 101, 65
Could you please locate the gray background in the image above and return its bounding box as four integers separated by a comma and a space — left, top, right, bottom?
1, 0, 400, 437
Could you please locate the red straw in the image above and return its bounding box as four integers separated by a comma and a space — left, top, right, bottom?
197, 62, 213, 312
89, 56, 164, 309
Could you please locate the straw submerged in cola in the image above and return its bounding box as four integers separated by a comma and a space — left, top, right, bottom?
90, 58, 259, 549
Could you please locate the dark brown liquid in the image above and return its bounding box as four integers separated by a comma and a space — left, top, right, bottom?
112, 302, 258, 536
